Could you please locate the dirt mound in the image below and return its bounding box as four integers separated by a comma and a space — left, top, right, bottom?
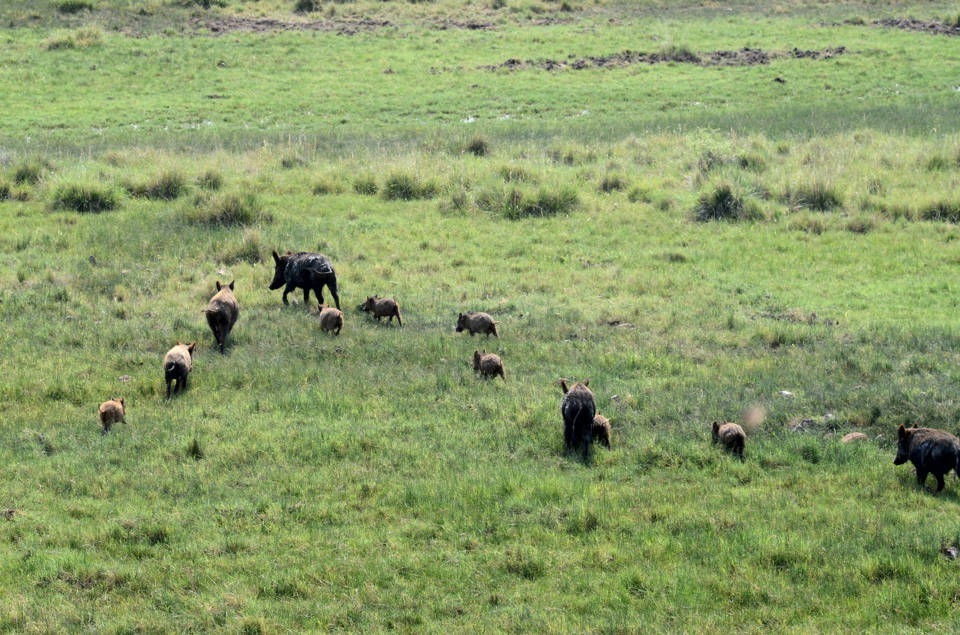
871, 17, 960, 36
193, 15, 392, 36
483, 47, 847, 71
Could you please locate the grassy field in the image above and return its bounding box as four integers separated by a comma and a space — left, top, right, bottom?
4, 0, 960, 631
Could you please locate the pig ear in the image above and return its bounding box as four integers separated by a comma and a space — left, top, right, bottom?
898, 424, 907, 439
188, 342, 196, 353
712, 421, 719, 432
272, 250, 280, 263
216, 281, 222, 291
583, 379, 590, 387
120, 397, 125, 406
229, 280, 235, 290
560, 379, 569, 394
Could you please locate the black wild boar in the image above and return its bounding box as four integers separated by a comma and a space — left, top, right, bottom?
456, 311, 498, 337
712, 421, 746, 458
473, 350, 505, 380
163, 342, 195, 399
894, 424, 960, 492
359, 296, 402, 326
592, 414, 611, 448
560, 378, 596, 460
204, 280, 239, 353
269, 250, 340, 309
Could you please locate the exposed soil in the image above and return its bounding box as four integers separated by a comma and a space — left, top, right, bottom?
483, 46, 847, 71
191, 15, 393, 36
870, 17, 960, 36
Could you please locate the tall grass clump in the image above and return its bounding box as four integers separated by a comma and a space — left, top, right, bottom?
51, 182, 119, 213
598, 174, 627, 193
294, 0, 320, 12
0, 182, 10, 201
920, 200, 960, 223
13, 159, 48, 185
475, 185, 578, 219
43, 26, 103, 50
382, 172, 437, 201
693, 182, 760, 222
499, 165, 531, 183
182, 191, 270, 226
657, 43, 699, 63
466, 137, 490, 157
786, 181, 843, 211
353, 176, 378, 195
197, 169, 223, 191
127, 171, 187, 200
219, 229, 264, 264
57, 0, 94, 13
312, 177, 345, 195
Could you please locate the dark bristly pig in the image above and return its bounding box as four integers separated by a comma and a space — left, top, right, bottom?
269, 250, 340, 309
894, 424, 960, 492
456, 311, 498, 337
560, 378, 596, 461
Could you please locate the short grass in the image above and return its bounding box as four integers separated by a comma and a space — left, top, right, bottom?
4, 0, 960, 630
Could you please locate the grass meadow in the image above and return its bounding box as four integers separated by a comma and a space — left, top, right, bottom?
4, 0, 960, 631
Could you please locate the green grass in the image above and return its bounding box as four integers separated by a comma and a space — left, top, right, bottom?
4, 0, 960, 630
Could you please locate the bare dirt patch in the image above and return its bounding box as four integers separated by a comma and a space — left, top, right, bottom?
870, 17, 960, 36
482, 47, 847, 71
192, 15, 393, 36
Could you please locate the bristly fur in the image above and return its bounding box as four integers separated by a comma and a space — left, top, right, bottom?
163, 342, 195, 399
560, 378, 595, 461
456, 311, 498, 337
318, 303, 344, 335
98, 397, 126, 434
269, 250, 340, 309
473, 350, 505, 380
204, 280, 239, 353
592, 414, 611, 448
712, 421, 746, 459
894, 424, 960, 492
359, 296, 403, 326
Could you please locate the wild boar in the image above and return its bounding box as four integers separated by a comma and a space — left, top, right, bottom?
592, 414, 611, 448
894, 424, 960, 492
359, 296, 402, 326
841, 432, 868, 444
456, 311, 498, 337
269, 250, 340, 309
318, 304, 344, 336
203, 280, 239, 353
163, 341, 195, 399
98, 397, 126, 434
473, 350, 505, 380
560, 378, 596, 460
712, 421, 746, 458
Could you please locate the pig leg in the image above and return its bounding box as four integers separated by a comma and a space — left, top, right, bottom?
328, 280, 341, 311
936, 472, 946, 492
916, 469, 928, 488
303, 286, 313, 307
282, 282, 296, 305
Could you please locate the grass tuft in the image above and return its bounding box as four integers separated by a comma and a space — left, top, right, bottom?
13, 159, 48, 185
657, 43, 699, 63
43, 26, 103, 50
294, 0, 320, 13
182, 191, 270, 226
353, 176, 378, 195
312, 178, 345, 195
51, 182, 118, 213
466, 137, 490, 157
57, 0, 94, 13
598, 174, 627, 193
382, 172, 437, 201
475, 185, 578, 219
187, 438, 204, 460
787, 181, 843, 211
219, 228, 264, 264
694, 182, 747, 221
920, 200, 960, 223
196, 169, 223, 191
126, 170, 187, 200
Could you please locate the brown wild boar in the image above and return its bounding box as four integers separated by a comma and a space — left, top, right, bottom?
204, 280, 239, 353
560, 378, 596, 460
894, 424, 960, 492
359, 296, 402, 326
163, 342, 195, 399
712, 421, 746, 458
456, 312, 498, 337
592, 414, 611, 448
473, 350, 505, 380
98, 397, 126, 434
841, 432, 868, 444
318, 303, 344, 335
